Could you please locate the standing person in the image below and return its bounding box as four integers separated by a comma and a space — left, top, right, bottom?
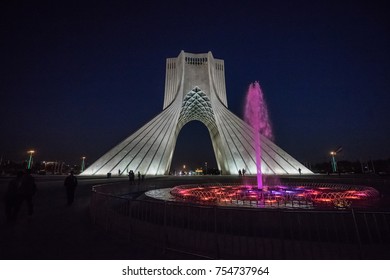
4, 171, 24, 223
15, 169, 37, 216
298, 168, 302, 175
128, 170, 135, 184
64, 171, 78, 205
137, 171, 141, 184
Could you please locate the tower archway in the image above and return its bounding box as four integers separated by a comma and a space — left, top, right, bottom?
170, 120, 217, 174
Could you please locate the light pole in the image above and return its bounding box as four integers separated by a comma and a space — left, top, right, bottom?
330, 151, 337, 173
81, 156, 86, 172
27, 150, 35, 169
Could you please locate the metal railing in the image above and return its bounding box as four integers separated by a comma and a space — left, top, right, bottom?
90, 184, 390, 259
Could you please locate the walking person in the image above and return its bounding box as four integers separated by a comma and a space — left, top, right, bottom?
64, 171, 78, 205
4, 171, 23, 223
15, 169, 37, 216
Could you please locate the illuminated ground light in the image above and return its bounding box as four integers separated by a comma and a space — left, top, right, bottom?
164, 183, 380, 209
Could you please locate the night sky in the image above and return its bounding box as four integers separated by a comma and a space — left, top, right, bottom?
1, 0, 389, 171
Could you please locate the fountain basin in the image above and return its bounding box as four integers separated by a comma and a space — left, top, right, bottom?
145, 183, 380, 209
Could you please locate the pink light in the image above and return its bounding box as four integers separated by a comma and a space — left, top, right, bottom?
244, 82, 274, 190
345, 196, 359, 200
308, 191, 319, 195
314, 198, 333, 203
169, 184, 379, 209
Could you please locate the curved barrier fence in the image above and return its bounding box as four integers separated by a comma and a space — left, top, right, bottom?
90, 184, 390, 259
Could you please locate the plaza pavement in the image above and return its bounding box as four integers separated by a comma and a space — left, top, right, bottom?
0, 174, 389, 260
0, 175, 166, 259
0, 175, 245, 259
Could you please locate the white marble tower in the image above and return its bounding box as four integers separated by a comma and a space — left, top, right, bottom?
82, 51, 312, 176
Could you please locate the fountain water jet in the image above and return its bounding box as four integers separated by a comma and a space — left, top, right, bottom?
146, 84, 380, 210
244, 81, 273, 190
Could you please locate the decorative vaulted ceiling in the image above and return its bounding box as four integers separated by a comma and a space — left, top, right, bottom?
178, 86, 216, 130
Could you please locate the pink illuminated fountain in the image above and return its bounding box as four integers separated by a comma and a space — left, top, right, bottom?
165, 183, 380, 209
147, 82, 381, 210
244, 81, 273, 190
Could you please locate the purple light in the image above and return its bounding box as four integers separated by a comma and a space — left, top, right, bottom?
169, 183, 379, 209
244, 82, 273, 190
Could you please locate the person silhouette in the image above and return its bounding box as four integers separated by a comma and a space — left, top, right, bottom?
4, 170, 24, 223
128, 170, 135, 184
64, 170, 78, 205
298, 168, 302, 175
15, 169, 37, 216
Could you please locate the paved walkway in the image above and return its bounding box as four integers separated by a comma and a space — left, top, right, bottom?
1, 174, 389, 259
0, 175, 239, 259
0, 176, 173, 259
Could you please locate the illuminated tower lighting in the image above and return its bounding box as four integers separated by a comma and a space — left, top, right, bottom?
82, 51, 312, 176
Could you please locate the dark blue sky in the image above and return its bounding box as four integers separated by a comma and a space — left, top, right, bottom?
1, 0, 389, 170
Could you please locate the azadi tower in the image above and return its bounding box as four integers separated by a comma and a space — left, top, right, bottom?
82, 51, 312, 176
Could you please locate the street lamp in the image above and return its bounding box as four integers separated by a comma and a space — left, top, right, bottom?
330, 151, 337, 173
27, 150, 35, 169
81, 156, 86, 172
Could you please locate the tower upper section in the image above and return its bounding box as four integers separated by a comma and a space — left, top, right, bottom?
163, 51, 228, 109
